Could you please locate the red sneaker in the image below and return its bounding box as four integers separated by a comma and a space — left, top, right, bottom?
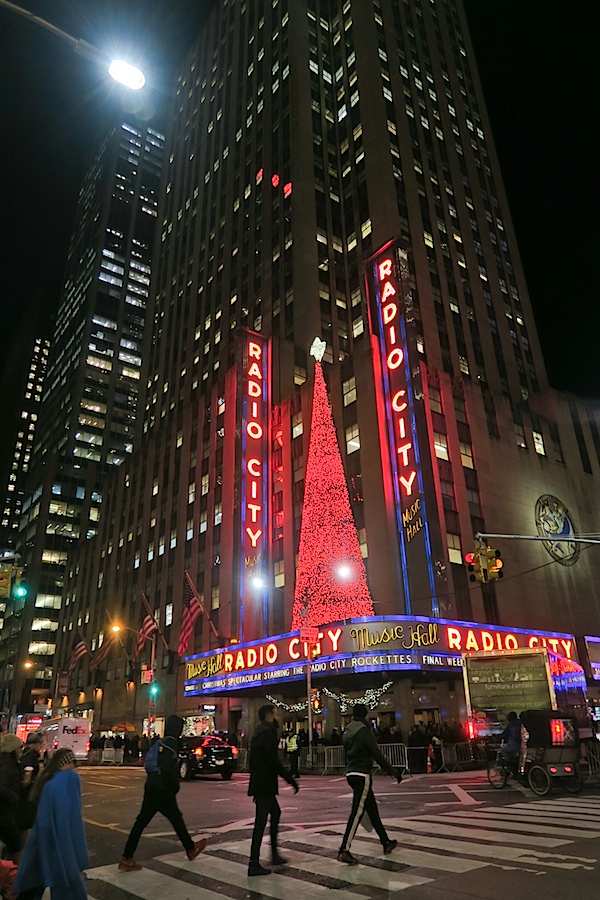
187, 838, 208, 861
118, 856, 142, 872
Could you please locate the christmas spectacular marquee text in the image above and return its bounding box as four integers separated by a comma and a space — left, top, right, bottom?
183, 615, 576, 696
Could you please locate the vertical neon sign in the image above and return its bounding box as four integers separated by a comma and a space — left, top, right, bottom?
239, 332, 270, 642
368, 243, 438, 616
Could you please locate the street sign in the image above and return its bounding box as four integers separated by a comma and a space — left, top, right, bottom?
300, 627, 319, 643
141, 668, 154, 684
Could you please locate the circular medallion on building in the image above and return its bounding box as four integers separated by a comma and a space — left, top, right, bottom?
535, 495, 580, 566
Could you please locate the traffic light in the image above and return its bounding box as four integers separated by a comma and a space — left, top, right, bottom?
465, 552, 484, 583
486, 548, 504, 581
310, 643, 321, 660
12, 568, 27, 599
149, 682, 159, 697
310, 688, 322, 714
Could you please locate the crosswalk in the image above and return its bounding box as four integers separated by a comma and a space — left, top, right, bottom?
83, 796, 600, 898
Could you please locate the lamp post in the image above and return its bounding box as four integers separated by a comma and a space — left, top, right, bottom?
0, 0, 145, 89
111, 624, 156, 737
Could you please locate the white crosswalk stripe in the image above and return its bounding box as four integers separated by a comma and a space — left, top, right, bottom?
84, 796, 599, 898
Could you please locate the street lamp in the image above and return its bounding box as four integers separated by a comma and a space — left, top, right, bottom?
0, 0, 146, 89
112, 623, 156, 737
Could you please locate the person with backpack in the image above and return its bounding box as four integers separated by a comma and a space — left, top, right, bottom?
118, 715, 206, 872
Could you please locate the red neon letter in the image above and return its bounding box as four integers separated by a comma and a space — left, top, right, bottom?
397, 442, 412, 467
248, 380, 262, 398
247, 459, 261, 477
382, 302, 397, 324
378, 258, 393, 280
392, 390, 407, 412
289, 638, 300, 660
247, 421, 263, 439
447, 627, 461, 650
505, 633, 519, 651
327, 627, 342, 653
381, 281, 397, 303
399, 471, 417, 495
248, 362, 263, 378
224, 653, 234, 672
247, 647, 257, 667
246, 527, 262, 547
248, 342, 262, 359
387, 348, 404, 369
266, 643, 278, 664
247, 503, 262, 522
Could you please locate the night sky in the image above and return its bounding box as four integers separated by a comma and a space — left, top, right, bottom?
0, 2, 596, 480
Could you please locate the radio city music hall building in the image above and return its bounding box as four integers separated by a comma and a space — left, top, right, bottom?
52, 0, 600, 735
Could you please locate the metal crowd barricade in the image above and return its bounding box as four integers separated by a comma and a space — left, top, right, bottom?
237, 748, 249, 772
380, 743, 410, 773
300, 745, 326, 772
101, 748, 115, 765
582, 738, 600, 781
322, 745, 346, 774
87, 749, 103, 765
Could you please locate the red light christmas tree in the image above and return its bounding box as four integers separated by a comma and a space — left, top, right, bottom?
291, 341, 374, 629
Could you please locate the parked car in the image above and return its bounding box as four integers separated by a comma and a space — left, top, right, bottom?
178, 734, 238, 780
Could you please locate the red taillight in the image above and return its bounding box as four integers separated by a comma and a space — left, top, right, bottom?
231, 746, 239, 757
467, 721, 475, 740
86, 741, 90, 752
194, 747, 204, 757
549, 766, 558, 774
564, 765, 573, 773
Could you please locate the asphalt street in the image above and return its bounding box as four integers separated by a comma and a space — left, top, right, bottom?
68, 767, 600, 898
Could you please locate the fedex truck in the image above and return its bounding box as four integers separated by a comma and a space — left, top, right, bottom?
34, 716, 90, 760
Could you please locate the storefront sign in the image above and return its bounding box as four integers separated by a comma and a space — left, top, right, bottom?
183, 615, 577, 696
584, 636, 600, 680
239, 332, 270, 640
366, 241, 437, 615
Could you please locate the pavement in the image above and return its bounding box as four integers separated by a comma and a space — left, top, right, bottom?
40, 768, 600, 898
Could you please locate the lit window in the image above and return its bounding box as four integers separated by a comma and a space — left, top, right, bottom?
343, 376, 357, 406
460, 442, 474, 468
214, 503, 223, 526
532, 431, 546, 456
165, 603, 173, 627
345, 424, 360, 454
515, 424, 527, 449
447, 533, 462, 565
433, 433, 449, 460
292, 412, 303, 439
429, 387, 442, 414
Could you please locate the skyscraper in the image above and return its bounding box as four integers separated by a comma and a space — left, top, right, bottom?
0, 120, 164, 722
53, 1, 599, 735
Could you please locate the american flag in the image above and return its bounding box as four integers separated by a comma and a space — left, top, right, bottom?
133, 611, 158, 661
89, 633, 115, 672
66, 631, 88, 673
177, 572, 203, 657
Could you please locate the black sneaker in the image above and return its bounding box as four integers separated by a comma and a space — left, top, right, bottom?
248, 861, 272, 876
383, 839, 398, 855
337, 850, 358, 865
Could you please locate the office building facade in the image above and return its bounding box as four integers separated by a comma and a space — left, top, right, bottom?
0, 121, 165, 724
53, 1, 600, 737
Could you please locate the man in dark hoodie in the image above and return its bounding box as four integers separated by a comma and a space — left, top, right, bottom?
337, 704, 403, 865
247, 703, 299, 877
118, 715, 206, 872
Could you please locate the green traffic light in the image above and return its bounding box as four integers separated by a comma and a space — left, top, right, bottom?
14, 585, 27, 599
149, 683, 158, 696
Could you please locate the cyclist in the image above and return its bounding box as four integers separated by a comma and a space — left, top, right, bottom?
499, 711, 521, 773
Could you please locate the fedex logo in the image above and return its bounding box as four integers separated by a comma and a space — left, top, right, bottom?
62, 725, 87, 735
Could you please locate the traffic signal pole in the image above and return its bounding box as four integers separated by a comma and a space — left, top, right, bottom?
306, 644, 313, 765
148, 632, 156, 738
476, 532, 600, 545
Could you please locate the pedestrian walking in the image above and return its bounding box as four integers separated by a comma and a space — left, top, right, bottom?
118, 715, 206, 872
286, 731, 300, 777
0, 733, 24, 862
248, 704, 299, 877
337, 704, 403, 865
13, 747, 89, 900
17, 732, 44, 831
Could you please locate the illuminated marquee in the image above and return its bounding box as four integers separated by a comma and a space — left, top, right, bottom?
239, 332, 270, 641
367, 242, 437, 614
183, 614, 577, 696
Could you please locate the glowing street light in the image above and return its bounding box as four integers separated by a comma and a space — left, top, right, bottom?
108, 59, 145, 91
337, 564, 352, 580
0, 1, 146, 90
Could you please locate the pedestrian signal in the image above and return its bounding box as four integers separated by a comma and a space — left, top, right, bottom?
0, 568, 12, 598
12, 568, 27, 599
310, 688, 322, 714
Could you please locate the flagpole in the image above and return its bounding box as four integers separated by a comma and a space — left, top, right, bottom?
185, 570, 220, 641
148, 631, 156, 738
141, 592, 169, 652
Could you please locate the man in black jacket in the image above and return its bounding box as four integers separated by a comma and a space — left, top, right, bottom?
118, 715, 206, 872
248, 704, 298, 876
338, 704, 402, 865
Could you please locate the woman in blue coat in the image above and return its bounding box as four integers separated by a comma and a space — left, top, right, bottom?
14, 747, 89, 900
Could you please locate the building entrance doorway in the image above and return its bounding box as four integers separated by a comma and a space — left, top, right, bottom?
413, 707, 440, 728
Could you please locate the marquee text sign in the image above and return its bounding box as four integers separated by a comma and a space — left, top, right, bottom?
239, 331, 270, 640
183, 615, 577, 696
